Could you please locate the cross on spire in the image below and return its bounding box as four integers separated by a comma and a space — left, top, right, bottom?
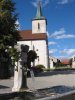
35, 0, 43, 19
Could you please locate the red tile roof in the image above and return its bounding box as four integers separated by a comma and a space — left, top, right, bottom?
19, 30, 47, 41
61, 59, 70, 65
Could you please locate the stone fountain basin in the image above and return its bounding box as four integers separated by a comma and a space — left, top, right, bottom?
0, 85, 75, 100
35, 85, 75, 100
0, 90, 34, 100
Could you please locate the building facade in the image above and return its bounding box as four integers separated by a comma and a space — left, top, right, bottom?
49, 56, 58, 69
18, 1, 50, 68
72, 56, 75, 68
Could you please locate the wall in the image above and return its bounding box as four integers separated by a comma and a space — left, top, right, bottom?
49, 56, 58, 69
32, 19, 46, 34
17, 40, 49, 68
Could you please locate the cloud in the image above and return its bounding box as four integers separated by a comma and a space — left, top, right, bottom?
60, 49, 75, 56
31, 0, 49, 8
31, 2, 37, 7
50, 28, 75, 39
15, 20, 20, 30
42, 0, 50, 7
57, 0, 73, 5
50, 28, 65, 37
48, 41, 57, 45
58, 0, 70, 4
56, 55, 69, 59
56, 34, 75, 39
46, 31, 49, 37
49, 49, 57, 55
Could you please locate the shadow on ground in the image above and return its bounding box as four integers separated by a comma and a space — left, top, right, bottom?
35, 70, 75, 77
0, 85, 9, 89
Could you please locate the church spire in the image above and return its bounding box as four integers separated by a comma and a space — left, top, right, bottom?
35, 0, 43, 19
32, 0, 47, 34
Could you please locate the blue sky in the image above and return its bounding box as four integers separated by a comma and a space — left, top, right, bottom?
14, 0, 75, 59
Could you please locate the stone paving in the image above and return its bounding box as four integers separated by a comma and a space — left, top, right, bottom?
0, 70, 75, 94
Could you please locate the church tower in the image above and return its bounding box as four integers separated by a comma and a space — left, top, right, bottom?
32, 0, 47, 34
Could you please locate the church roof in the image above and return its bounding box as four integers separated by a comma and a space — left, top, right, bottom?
19, 30, 47, 41
33, 0, 45, 20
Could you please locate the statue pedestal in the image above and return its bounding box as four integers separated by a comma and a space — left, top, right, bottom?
12, 44, 29, 92
12, 61, 28, 92
12, 60, 22, 91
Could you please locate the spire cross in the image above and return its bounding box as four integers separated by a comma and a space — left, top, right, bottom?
36, 0, 43, 19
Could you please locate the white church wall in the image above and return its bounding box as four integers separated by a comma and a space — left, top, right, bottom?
32, 40, 49, 68
17, 41, 32, 50
17, 40, 49, 68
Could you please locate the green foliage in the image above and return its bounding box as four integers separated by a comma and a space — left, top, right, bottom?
54, 60, 65, 68
34, 64, 45, 72
0, 0, 19, 78
43, 68, 50, 71
0, 0, 20, 49
27, 50, 37, 69
35, 64, 45, 69
0, 0, 20, 61
27, 50, 37, 62
8, 47, 20, 62
69, 58, 72, 66
0, 0, 20, 78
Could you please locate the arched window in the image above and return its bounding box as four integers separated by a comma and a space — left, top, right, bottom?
38, 23, 40, 30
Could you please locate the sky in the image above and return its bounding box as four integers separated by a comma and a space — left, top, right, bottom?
14, 0, 75, 59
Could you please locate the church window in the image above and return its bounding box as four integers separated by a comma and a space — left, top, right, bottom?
38, 23, 40, 30
36, 49, 38, 51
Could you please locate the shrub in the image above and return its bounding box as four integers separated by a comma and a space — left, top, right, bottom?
31, 65, 45, 73
35, 64, 45, 69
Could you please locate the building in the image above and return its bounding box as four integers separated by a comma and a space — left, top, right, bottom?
49, 56, 59, 69
72, 56, 75, 68
61, 59, 70, 65
18, 1, 50, 68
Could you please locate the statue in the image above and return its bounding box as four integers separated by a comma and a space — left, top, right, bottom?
12, 44, 29, 91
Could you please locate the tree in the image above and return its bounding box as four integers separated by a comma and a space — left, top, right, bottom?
27, 50, 37, 69
0, 0, 20, 79
69, 58, 72, 67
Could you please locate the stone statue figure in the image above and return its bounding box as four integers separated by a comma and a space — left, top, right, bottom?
12, 44, 29, 91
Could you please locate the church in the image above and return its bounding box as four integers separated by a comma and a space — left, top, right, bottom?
18, 1, 50, 68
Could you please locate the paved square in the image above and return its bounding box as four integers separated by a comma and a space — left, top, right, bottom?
0, 70, 75, 94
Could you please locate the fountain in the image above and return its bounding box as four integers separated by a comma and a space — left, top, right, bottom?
11, 44, 38, 99
10, 44, 75, 100
12, 44, 29, 91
